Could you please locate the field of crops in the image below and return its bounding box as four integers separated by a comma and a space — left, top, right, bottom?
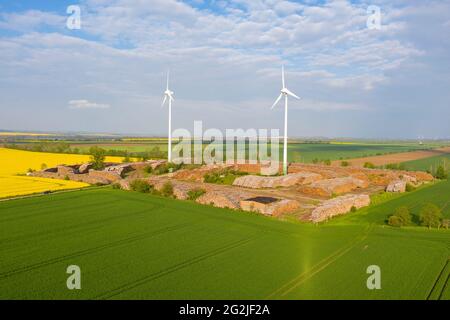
66, 141, 431, 162
1, 181, 449, 299
403, 154, 450, 173
287, 142, 430, 163
0, 148, 124, 199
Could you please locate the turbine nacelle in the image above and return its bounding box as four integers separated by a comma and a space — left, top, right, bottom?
162, 71, 175, 106
271, 66, 300, 109
281, 88, 300, 99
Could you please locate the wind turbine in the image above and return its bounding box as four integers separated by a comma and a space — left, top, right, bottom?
271, 66, 300, 175
162, 71, 175, 162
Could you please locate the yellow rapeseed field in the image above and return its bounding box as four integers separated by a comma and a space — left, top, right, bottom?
0, 148, 124, 199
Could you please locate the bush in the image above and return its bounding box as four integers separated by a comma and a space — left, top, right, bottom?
154, 162, 184, 175
203, 172, 220, 184
187, 188, 206, 201
89, 146, 106, 170
40, 163, 48, 170
161, 182, 174, 197
363, 162, 375, 169
388, 206, 412, 227
143, 165, 153, 175
323, 159, 331, 166
405, 183, 416, 192
312, 158, 319, 164
350, 206, 357, 213
388, 215, 403, 227
203, 169, 246, 185
129, 179, 152, 193
341, 161, 351, 167
64, 175, 70, 180
385, 163, 406, 170
419, 203, 442, 229
111, 183, 121, 190
435, 165, 448, 180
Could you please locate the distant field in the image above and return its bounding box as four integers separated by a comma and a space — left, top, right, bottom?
1, 181, 449, 299
67, 141, 433, 163
287, 142, 432, 163
71, 143, 168, 153
6, 139, 443, 164
330, 147, 450, 168
0, 148, 125, 199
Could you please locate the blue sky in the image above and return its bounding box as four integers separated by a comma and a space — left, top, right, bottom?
0, 0, 449, 138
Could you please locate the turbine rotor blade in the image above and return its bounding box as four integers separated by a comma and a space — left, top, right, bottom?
166, 70, 170, 90
161, 95, 167, 107
271, 93, 283, 109
169, 94, 174, 102
285, 88, 300, 100
282, 65, 285, 88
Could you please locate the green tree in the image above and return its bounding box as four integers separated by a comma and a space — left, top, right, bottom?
388, 215, 403, 227
395, 206, 412, 225
419, 203, 442, 229
140, 153, 150, 162
435, 165, 448, 180
89, 146, 106, 170
388, 206, 412, 227
129, 179, 152, 193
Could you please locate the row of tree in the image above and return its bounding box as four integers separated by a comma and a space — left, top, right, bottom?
388, 204, 449, 229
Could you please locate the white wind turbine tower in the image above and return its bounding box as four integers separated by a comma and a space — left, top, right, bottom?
162, 71, 175, 162
271, 66, 300, 175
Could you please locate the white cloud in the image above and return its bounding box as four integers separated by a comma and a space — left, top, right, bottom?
68, 100, 110, 109
292, 99, 369, 111
0, 10, 65, 32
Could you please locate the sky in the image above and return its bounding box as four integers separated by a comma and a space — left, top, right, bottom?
0, 0, 449, 139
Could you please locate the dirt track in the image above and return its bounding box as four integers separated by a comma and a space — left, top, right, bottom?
331, 147, 450, 167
